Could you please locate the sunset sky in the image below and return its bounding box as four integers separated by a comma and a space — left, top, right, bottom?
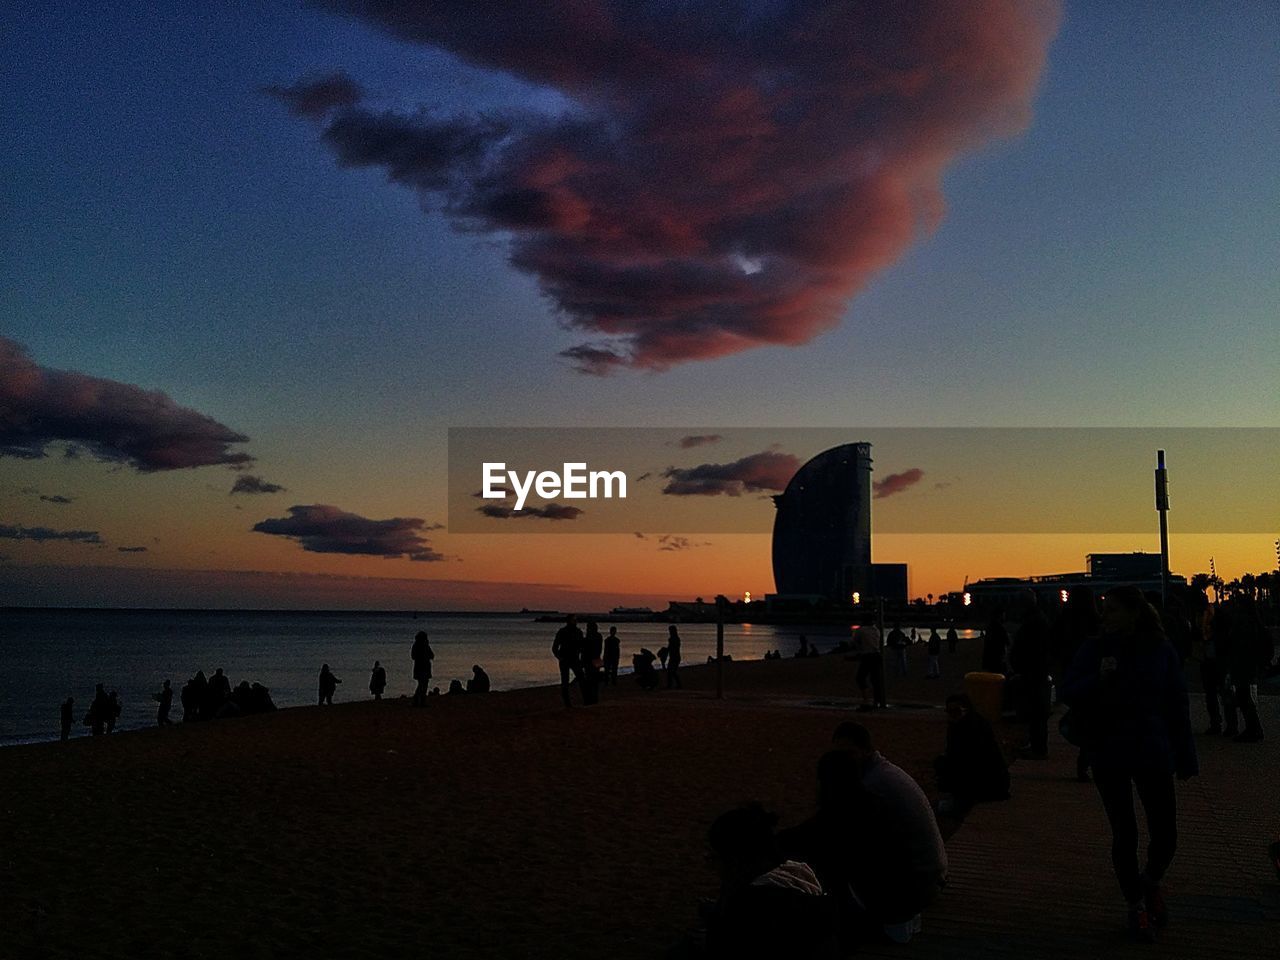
2, 1, 1277, 609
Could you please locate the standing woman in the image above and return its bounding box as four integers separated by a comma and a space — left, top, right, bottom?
666, 625, 683, 689
1061, 586, 1197, 942
411, 631, 434, 707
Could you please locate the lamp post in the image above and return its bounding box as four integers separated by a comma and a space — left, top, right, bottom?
1155, 450, 1170, 606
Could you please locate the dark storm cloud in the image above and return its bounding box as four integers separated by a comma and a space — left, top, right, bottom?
262, 71, 363, 118
39, 494, 75, 505
252, 504, 445, 561
117, 546, 149, 553
281, 1, 1058, 371
0, 338, 254, 471
231, 475, 287, 495
477, 502, 584, 521
0, 524, 102, 545
662, 450, 799, 496
874, 468, 925, 499
675, 435, 722, 449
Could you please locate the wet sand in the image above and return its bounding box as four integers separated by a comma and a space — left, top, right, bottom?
0, 646, 976, 959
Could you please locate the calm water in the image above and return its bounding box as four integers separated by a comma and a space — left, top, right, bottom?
0, 609, 840, 744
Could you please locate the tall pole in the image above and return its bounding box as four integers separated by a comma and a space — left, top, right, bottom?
1155, 449, 1170, 606
876, 596, 887, 708
715, 594, 726, 700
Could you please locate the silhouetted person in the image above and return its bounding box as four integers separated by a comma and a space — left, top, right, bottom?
86, 684, 109, 736
796, 634, 809, 658
468, 664, 490, 694
603, 626, 621, 685
1054, 586, 1101, 780
412, 631, 434, 707
1009, 591, 1051, 758
697, 803, 834, 960
318, 664, 341, 705
60, 697, 74, 741
154, 680, 174, 726
666, 625, 683, 689
552, 614, 585, 707
934, 694, 1009, 816
105, 691, 120, 734
188, 670, 208, 721
778, 751, 913, 950
887, 624, 909, 677
370, 660, 387, 700
926, 628, 942, 678
658, 645, 669, 669
448, 679, 466, 695
206, 670, 231, 721
582, 620, 604, 705
1189, 589, 1223, 734
1062, 585, 1197, 942
1224, 596, 1267, 742
981, 610, 1009, 674
851, 623, 883, 707
946, 625, 958, 655
633, 648, 659, 690
831, 721, 947, 930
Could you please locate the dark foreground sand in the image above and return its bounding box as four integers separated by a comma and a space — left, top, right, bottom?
1, 646, 978, 959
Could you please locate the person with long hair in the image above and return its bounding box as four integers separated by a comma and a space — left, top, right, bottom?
1061, 586, 1197, 942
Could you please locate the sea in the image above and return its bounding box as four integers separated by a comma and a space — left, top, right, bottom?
0, 609, 853, 745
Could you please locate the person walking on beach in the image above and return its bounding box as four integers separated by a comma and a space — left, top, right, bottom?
582, 620, 604, 705
60, 696, 74, 741
411, 631, 434, 707
370, 660, 387, 700
666, 625, 683, 689
1009, 591, 1051, 759
851, 623, 884, 707
603, 626, 621, 685
1061, 586, 1197, 942
926, 628, 942, 679
946, 625, 958, 655
154, 679, 174, 726
1224, 596, 1268, 742
318, 664, 341, 705
552, 614, 585, 707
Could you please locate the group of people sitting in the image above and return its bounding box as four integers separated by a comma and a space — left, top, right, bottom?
182, 668, 277, 720
679, 722, 954, 959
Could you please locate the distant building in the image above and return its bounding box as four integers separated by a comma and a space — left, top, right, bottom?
964, 552, 1184, 606
770, 442, 908, 604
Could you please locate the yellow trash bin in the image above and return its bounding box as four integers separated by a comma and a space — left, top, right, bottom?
963, 671, 1005, 725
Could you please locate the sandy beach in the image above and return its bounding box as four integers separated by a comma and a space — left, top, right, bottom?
0, 642, 968, 959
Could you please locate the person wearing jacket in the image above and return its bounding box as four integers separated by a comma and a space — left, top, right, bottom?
1061, 586, 1197, 943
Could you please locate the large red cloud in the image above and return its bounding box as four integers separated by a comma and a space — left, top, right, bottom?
281, 1, 1059, 372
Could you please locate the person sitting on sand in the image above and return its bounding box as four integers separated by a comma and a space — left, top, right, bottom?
370, 660, 387, 700
318, 664, 341, 705
448, 679, 466, 695
633, 648, 659, 690
832, 721, 947, 938
60, 696, 74, 741
468, 664, 490, 694
779, 751, 914, 951
695, 803, 835, 960
934, 694, 1009, 816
